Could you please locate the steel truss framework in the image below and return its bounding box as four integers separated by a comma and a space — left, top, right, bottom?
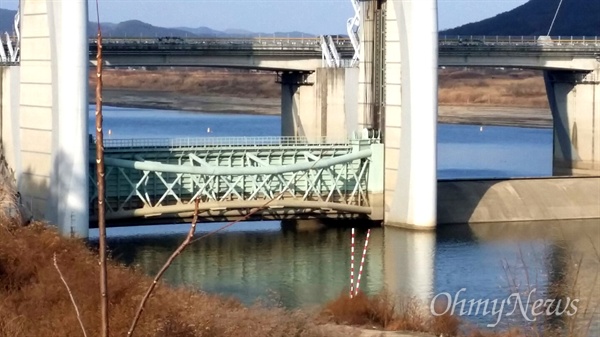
89, 138, 375, 222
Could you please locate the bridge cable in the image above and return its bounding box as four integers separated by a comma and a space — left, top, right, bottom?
546, 0, 564, 36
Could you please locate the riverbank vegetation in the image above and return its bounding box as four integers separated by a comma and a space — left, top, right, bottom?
0, 221, 339, 336
0, 165, 337, 336
93, 67, 550, 109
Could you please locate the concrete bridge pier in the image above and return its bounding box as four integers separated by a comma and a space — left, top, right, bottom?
545, 68, 600, 176
6, 0, 90, 237
280, 68, 358, 141
381, 0, 439, 229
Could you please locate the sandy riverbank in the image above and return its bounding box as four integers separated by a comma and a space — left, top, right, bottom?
95, 89, 552, 128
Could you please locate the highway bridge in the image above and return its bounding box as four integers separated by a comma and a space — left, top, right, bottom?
82, 35, 600, 71
4, 35, 600, 70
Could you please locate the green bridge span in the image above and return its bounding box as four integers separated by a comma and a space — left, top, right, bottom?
89, 135, 384, 226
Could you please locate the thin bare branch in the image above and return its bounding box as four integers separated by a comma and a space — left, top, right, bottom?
53, 253, 88, 337
94, 0, 109, 335
127, 199, 200, 337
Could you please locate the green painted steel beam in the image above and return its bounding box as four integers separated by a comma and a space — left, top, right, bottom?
101, 149, 372, 176
104, 200, 372, 220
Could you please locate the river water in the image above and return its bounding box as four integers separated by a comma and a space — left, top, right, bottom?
88, 106, 598, 333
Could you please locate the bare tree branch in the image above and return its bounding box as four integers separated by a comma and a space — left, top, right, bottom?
53, 253, 88, 337
127, 199, 200, 337
94, 1, 110, 335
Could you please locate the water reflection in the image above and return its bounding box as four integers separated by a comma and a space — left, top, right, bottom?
384, 227, 435, 303
105, 219, 598, 333
107, 225, 384, 308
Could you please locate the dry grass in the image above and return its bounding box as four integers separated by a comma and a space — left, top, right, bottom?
92, 68, 280, 99
0, 152, 19, 227
0, 199, 334, 337
322, 290, 461, 335
438, 68, 549, 108
96, 67, 550, 108
320, 290, 593, 337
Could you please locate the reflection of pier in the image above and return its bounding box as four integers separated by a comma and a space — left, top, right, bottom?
115, 226, 384, 307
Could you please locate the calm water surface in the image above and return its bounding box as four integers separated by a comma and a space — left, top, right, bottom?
89, 106, 598, 333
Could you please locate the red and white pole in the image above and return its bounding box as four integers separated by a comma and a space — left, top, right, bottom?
354, 228, 371, 296
349, 227, 356, 298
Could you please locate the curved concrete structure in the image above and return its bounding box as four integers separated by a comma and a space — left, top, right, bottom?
438, 177, 600, 224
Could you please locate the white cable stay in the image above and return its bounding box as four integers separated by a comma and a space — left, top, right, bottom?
346, 0, 361, 67
327, 35, 342, 67
547, 0, 564, 36
1, 10, 20, 63
0, 38, 7, 62
320, 35, 343, 68
320, 35, 335, 67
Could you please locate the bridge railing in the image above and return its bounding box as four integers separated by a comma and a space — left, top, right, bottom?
439, 35, 600, 46
99, 136, 363, 149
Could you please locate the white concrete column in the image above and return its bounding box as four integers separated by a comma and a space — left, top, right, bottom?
545, 69, 600, 176
385, 0, 438, 229
59, 0, 89, 236
50, 0, 89, 236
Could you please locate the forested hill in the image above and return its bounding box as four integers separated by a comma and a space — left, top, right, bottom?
441, 0, 600, 36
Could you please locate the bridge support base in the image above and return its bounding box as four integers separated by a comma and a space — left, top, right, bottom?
382, 0, 438, 230
545, 69, 600, 176
280, 68, 358, 141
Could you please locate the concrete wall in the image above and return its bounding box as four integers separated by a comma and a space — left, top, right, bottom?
16, 0, 89, 236
545, 68, 600, 176
438, 177, 600, 224
356, 0, 376, 130
281, 67, 358, 141
19, 0, 55, 222
1, 67, 21, 178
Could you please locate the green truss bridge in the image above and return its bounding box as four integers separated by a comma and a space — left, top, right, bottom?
89, 135, 384, 226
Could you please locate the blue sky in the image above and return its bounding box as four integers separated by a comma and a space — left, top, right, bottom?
1, 0, 529, 34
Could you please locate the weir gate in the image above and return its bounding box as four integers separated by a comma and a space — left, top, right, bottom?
89, 134, 384, 226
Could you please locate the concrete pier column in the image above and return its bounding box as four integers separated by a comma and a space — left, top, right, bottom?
280, 68, 358, 141
544, 69, 600, 176
281, 71, 312, 138
384, 0, 438, 229
54, 0, 89, 236
18, 0, 89, 236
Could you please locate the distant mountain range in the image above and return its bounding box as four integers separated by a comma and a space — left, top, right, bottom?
440, 0, 599, 36
0, 8, 315, 38
2, 0, 599, 38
